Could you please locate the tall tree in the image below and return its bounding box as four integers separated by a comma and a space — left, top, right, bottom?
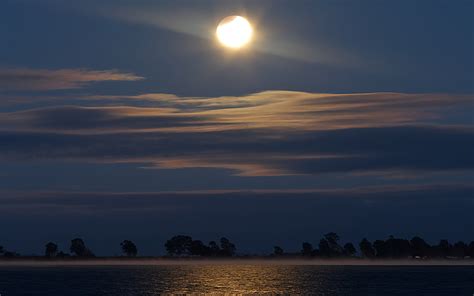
208, 241, 220, 256
386, 236, 412, 258
438, 240, 452, 258
410, 236, 430, 258
452, 241, 468, 258
343, 243, 357, 257
219, 237, 236, 256
164, 235, 193, 256
45, 242, 58, 257
70, 238, 94, 257
121, 240, 138, 257
320, 232, 343, 257
468, 242, 474, 257
373, 239, 388, 258
359, 238, 375, 258
189, 240, 210, 256
318, 239, 331, 257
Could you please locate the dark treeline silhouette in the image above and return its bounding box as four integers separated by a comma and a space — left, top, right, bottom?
360, 236, 474, 259
165, 235, 236, 257
300, 232, 357, 258
299, 233, 474, 259
1, 234, 474, 259
40, 239, 139, 258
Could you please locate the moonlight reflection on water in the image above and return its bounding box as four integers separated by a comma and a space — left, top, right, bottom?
0, 264, 473, 295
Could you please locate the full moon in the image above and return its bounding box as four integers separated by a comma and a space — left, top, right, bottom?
216, 16, 253, 49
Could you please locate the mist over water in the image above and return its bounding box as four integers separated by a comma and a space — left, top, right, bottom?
1, 258, 474, 266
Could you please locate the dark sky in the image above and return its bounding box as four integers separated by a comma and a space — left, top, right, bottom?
0, 0, 473, 255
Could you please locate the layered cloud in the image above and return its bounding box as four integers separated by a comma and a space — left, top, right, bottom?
0, 91, 472, 176
1, 91, 472, 133
0, 68, 144, 91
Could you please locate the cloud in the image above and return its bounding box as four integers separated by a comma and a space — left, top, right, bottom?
0, 91, 472, 176
0, 68, 144, 91
1, 91, 472, 132
0, 106, 213, 133
0, 126, 472, 176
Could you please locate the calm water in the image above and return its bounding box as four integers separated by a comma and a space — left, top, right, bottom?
0, 264, 473, 295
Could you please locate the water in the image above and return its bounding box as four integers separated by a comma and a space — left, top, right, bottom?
0, 264, 473, 295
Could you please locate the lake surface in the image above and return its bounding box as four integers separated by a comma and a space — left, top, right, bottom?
0, 264, 473, 295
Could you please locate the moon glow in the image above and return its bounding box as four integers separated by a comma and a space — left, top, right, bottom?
216, 16, 253, 49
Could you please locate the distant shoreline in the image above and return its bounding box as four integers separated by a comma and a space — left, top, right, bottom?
1, 257, 473, 266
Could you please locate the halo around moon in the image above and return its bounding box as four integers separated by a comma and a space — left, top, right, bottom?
216, 16, 253, 49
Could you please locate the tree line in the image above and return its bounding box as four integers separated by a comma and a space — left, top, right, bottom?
297, 233, 474, 259
0, 238, 138, 258
1, 233, 473, 259
165, 235, 236, 257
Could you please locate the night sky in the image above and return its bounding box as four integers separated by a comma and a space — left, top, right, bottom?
1, 0, 473, 255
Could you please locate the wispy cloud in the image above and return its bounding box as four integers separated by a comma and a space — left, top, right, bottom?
0, 68, 144, 91
0, 91, 472, 133
0, 91, 472, 176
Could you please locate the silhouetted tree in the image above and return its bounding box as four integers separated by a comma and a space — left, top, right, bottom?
410, 236, 430, 258
70, 238, 85, 256
45, 242, 58, 257
343, 243, 357, 257
325, 233, 340, 247
189, 240, 211, 256
164, 236, 232, 257
318, 233, 343, 257
387, 236, 412, 258
452, 241, 468, 258
373, 239, 388, 258
208, 241, 220, 256
70, 238, 94, 257
0, 245, 4, 255
165, 235, 193, 256
468, 242, 474, 257
437, 240, 452, 258
301, 242, 313, 257
373, 236, 411, 258
219, 237, 236, 256
359, 238, 375, 258
318, 238, 331, 257
273, 246, 284, 256
121, 240, 138, 257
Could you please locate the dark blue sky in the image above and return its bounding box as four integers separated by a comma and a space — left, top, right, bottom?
0, 0, 473, 255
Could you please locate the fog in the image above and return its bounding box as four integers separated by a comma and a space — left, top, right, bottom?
1, 259, 473, 267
